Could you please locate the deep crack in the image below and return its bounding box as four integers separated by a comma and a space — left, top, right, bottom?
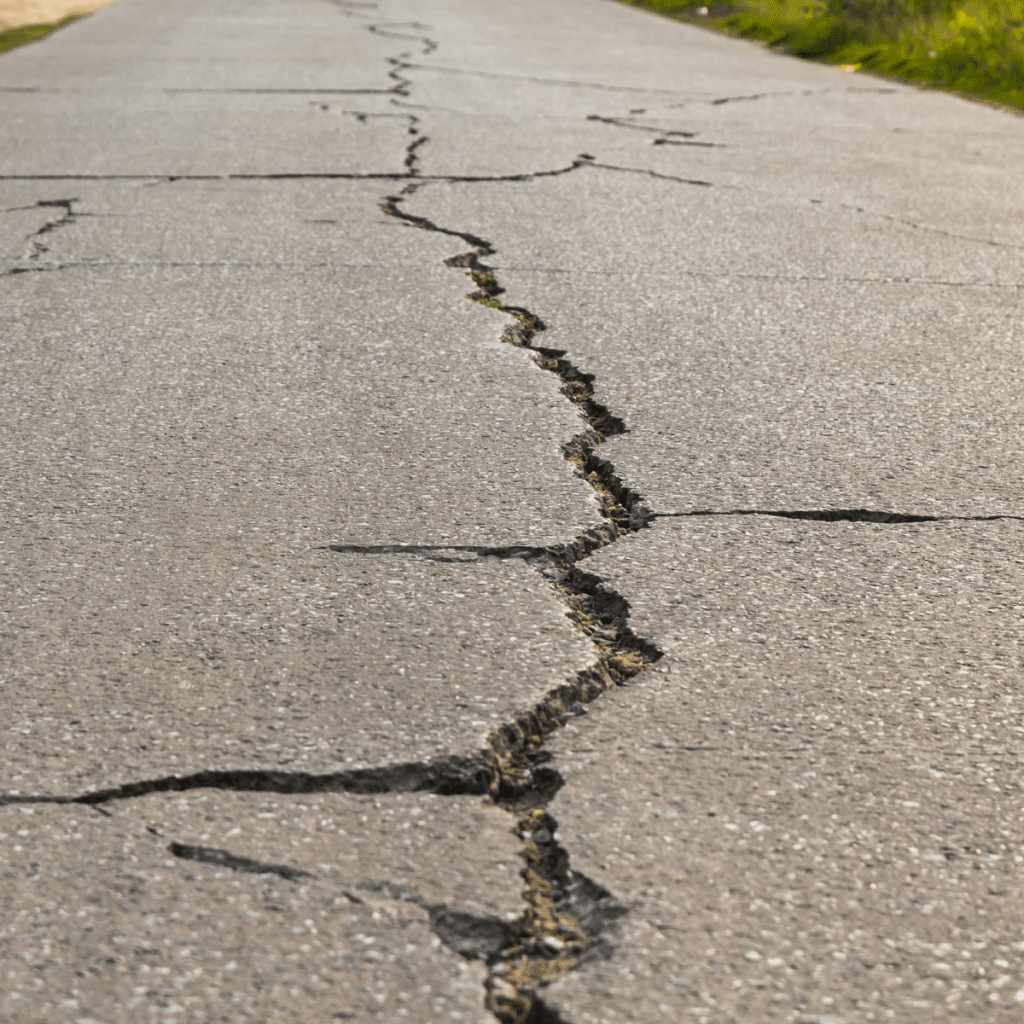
1, 19, 662, 1024
381, 190, 660, 1021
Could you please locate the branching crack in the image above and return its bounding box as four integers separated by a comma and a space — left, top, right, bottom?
380, 191, 659, 1021
368, 22, 438, 56
5, 198, 76, 275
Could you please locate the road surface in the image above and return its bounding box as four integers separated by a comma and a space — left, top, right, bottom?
2, 1, 1024, 1021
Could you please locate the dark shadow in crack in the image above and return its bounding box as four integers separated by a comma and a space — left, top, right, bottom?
169, 841, 314, 881
655, 508, 1024, 524
522, 998, 573, 1024
0, 757, 496, 809
429, 906, 517, 960
324, 542, 551, 561
167, 846, 516, 960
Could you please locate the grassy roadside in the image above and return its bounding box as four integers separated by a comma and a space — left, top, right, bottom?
0, 13, 82, 56
619, 0, 1024, 112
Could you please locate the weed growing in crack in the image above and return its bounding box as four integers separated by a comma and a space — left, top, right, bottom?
470, 269, 504, 297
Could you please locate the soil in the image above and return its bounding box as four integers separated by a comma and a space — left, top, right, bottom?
0, 0, 117, 33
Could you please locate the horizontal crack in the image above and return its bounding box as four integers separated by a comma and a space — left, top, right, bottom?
839, 202, 1024, 251
394, 62, 681, 94
0, 161, 712, 188
0, 757, 497, 808
325, 542, 553, 562
666, 85, 900, 107
161, 87, 396, 94
651, 138, 725, 147
656, 509, 1024, 524
586, 114, 696, 136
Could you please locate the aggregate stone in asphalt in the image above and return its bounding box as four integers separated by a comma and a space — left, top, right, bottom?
2, 0, 1024, 1020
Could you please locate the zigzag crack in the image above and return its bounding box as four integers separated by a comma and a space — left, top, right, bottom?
368, 22, 438, 56
381, 190, 658, 1023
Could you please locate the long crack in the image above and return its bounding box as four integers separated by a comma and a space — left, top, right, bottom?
3, 11, 643, 1024
381, 187, 658, 1022
6, 10, 1022, 1023
1, 172, 662, 1016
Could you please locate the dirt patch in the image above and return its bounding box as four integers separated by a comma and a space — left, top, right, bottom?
0, 0, 117, 33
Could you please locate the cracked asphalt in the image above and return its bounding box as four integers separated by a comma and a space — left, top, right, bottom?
2, 0, 1023, 1022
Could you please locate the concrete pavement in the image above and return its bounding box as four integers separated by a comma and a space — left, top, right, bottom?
2, 0, 1023, 1022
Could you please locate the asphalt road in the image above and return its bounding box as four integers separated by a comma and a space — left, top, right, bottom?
2, 1, 1023, 1022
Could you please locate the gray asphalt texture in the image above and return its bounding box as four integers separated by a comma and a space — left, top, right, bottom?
2, 0, 1023, 1022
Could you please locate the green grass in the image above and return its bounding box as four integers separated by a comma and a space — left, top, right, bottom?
620, 0, 1024, 112
0, 14, 83, 56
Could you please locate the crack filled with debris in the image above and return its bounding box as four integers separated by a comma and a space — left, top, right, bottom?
0, 178, 655, 1021
379, 187, 656, 1022
2, 12, 637, 1024
0, 21, 662, 1024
